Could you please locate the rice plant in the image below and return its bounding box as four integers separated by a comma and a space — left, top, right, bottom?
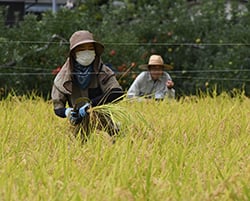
0, 92, 249, 201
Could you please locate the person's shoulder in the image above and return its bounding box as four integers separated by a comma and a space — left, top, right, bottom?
139, 71, 148, 76
163, 71, 171, 77
102, 63, 117, 73
134, 71, 147, 79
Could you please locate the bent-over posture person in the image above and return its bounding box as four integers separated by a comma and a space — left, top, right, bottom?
127, 54, 175, 100
51, 30, 124, 139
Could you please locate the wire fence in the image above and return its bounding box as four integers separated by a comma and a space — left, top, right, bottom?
0, 71, 249, 82
1, 40, 250, 46
0, 41, 249, 83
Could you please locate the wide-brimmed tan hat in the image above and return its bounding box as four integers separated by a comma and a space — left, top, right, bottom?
69, 30, 104, 56
139, 55, 173, 70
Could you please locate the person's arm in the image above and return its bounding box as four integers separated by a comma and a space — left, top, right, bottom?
165, 88, 175, 99
164, 73, 175, 99
54, 108, 67, 118
92, 64, 124, 105
91, 88, 124, 106
127, 72, 144, 98
51, 84, 69, 118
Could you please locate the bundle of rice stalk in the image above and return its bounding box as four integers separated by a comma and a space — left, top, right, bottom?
72, 96, 130, 140
87, 102, 129, 136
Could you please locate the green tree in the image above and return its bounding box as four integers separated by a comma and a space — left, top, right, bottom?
0, 0, 249, 98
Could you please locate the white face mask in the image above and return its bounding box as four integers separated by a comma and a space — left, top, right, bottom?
75, 50, 96, 66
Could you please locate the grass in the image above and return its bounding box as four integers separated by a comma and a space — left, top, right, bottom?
0, 93, 249, 201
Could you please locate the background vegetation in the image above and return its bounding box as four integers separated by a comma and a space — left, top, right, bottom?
0, 0, 250, 99
0, 93, 249, 200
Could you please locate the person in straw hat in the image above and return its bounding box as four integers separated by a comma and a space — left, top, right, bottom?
51, 30, 124, 137
127, 54, 175, 100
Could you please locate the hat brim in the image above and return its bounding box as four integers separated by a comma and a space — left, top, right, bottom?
139, 64, 173, 70
71, 40, 104, 56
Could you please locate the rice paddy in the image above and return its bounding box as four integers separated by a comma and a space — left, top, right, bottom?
0, 93, 249, 201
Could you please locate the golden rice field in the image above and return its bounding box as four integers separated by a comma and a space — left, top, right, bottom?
0, 93, 249, 201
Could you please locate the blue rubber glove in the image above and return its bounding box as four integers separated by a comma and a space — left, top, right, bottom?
65, 108, 82, 125
69, 111, 82, 125
79, 103, 91, 117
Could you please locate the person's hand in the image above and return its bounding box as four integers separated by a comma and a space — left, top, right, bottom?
155, 92, 164, 100
69, 111, 82, 125
65, 108, 82, 125
79, 103, 91, 117
166, 80, 174, 89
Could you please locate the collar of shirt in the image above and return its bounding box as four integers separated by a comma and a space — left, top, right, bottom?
146, 71, 164, 82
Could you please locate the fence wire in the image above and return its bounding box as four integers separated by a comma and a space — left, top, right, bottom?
0, 41, 249, 82
1, 40, 250, 46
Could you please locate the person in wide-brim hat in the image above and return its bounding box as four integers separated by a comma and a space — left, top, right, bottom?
51, 30, 124, 139
69, 30, 104, 56
139, 54, 173, 70
127, 54, 175, 100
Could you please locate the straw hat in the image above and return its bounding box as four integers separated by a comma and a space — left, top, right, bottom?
69, 30, 104, 56
139, 55, 173, 70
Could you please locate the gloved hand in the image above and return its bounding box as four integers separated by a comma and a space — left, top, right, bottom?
65, 108, 82, 125
69, 111, 82, 125
79, 103, 91, 117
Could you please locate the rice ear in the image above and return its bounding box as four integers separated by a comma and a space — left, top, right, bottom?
87, 102, 130, 135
